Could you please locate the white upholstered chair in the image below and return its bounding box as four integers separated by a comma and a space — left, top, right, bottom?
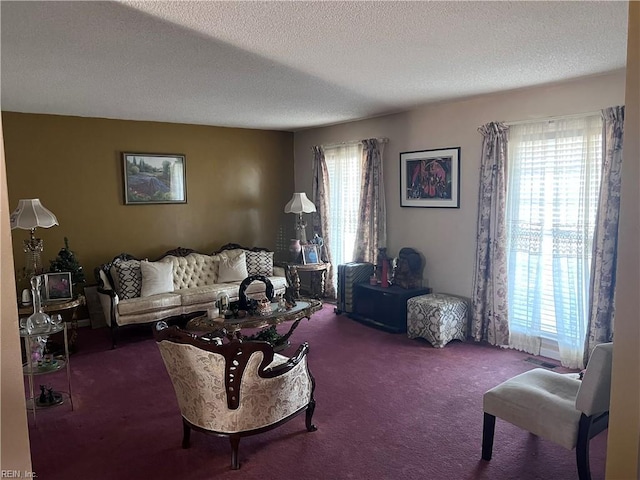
482, 342, 613, 480
155, 324, 317, 469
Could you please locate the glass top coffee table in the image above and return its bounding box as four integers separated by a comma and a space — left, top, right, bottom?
185, 298, 323, 350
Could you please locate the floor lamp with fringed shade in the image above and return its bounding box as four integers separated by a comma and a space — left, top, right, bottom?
10, 199, 59, 276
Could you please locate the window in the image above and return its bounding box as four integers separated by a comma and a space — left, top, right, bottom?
324, 143, 362, 282
506, 115, 602, 364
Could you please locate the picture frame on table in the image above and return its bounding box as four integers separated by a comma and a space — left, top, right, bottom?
44, 272, 73, 302
122, 152, 187, 205
302, 244, 320, 265
400, 147, 460, 208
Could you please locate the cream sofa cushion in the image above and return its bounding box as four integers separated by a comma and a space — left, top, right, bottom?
141, 260, 174, 297
117, 292, 182, 316
218, 252, 249, 283
176, 284, 239, 306
116, 306, 184, 327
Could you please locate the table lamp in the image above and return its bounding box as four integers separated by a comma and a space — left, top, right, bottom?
10, 199, 59, 276
284, 192, 316, 244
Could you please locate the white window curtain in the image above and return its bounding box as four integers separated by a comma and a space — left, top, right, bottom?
324, 143, 363, 286
506, 115, 602, 368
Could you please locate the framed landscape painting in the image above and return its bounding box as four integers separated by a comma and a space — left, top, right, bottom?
122, 153, 187, 205
400, 147, 460, 208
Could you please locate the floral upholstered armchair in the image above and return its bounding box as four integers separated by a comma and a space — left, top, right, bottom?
155, 324, 317, 470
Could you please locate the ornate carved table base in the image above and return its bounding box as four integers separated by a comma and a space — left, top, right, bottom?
185, 299, 323, 351
289, 263, 330, 299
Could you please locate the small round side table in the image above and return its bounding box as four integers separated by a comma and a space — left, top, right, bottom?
289, 263, 330, 299
18, 297, 83, 352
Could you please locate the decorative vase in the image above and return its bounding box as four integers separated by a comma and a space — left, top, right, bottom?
376, 247, 389, 284
381, 259, 390, 288
25, 276, 51, 334
289, 239, 302, 263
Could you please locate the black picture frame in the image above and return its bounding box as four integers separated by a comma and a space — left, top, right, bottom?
44, 272, 73, 302
400, 147, 460, 208
122, 152, 187, 205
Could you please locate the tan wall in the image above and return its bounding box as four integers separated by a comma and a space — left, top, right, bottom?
606, 2, 640, 478
294, 70, 626, 297
2, 113, 294, 292
0, 118, 32, 471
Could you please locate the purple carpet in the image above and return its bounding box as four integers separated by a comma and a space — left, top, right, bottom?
26, 304, 606, 479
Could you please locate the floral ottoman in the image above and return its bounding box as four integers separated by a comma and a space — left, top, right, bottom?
406, 293, 469, 348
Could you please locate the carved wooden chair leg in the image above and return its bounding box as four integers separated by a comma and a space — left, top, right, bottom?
306, 399, 317, 432
182, 419, 191, 449
482, 412, 496, 461
230, 435, 241, 470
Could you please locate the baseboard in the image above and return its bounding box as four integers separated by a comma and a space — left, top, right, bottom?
76, 318, 91, 328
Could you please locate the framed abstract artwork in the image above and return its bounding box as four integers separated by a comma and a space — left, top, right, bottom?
122, 152, 187, 205
400, 147, 460, 208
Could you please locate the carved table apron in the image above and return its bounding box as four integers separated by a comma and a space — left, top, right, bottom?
185, 299, 323, 350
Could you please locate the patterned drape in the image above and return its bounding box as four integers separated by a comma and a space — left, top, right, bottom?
471, 122, 510, 345
354, 139, 387, 263
584, 106, 625, 366
311, 145, 337, 299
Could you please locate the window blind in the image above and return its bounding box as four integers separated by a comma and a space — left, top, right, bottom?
506, 116, 602, 352
324, 143, 363, 271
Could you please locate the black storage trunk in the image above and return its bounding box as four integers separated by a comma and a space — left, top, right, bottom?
335, 262, 375, 314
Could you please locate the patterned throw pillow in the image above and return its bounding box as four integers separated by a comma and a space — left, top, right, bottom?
245, 250, 274, 276
112, 259, 142, 300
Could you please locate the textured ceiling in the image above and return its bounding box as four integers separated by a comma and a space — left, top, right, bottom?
0, 1, 629, 132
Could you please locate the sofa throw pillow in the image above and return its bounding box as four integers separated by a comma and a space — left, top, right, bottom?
245, 250, 274, 276
218, 252, 249, 283
112, 259, 142, 300
140, 260, 175, 297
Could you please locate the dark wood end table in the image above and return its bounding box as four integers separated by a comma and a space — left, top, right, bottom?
289, 263, 330, 299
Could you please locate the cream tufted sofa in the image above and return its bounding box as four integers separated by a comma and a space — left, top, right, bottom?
95, 244, 291, 347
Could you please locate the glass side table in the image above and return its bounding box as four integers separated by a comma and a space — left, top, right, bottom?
20, 323, 74, 424
18, 297, 83, 352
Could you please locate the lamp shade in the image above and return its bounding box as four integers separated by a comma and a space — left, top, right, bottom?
10, 199, 59, 230
284, 193, 316, 214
